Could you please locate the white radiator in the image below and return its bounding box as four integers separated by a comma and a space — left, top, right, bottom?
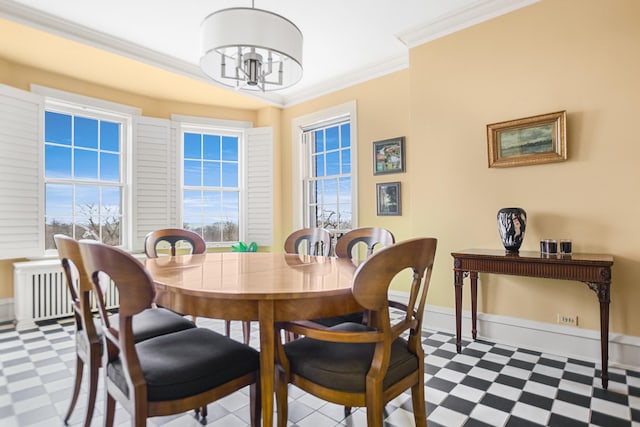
13, 259, 119, 329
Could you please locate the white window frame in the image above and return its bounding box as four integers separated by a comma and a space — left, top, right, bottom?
32, 85, 138, 253
291, 101, 358, 232
172, 115, 253, 248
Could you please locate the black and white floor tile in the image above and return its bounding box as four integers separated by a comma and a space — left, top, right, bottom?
0, 317, 638, 427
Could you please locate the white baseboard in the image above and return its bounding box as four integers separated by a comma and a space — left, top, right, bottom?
389, 290, 640, 371
0, 298, 14, 324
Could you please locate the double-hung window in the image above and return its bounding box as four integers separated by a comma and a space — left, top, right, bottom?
303, 120, 352, 232
182, 126, 242, 245
43, 104, 128, 250
292, 101, 358, 237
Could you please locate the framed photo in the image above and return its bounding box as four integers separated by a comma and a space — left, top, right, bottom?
373, 137, 405, 175
487, 111, 566, 168
376, 182, 401, 216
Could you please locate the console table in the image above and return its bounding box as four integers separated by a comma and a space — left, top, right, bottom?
451, 249, 613, 388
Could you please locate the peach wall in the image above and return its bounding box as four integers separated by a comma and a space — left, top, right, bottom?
405, 0, 639, 335
280, 0, 639, 337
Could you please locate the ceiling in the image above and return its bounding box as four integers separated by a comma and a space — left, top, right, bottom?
0, 0, 536, 110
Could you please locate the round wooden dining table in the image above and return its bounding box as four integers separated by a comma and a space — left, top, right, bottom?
146, 251, 361, 427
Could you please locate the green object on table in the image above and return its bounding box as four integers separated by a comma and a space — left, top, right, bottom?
231, 241, 258, 252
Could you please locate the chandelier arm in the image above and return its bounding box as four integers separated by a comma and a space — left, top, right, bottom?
200, 7, 303, 92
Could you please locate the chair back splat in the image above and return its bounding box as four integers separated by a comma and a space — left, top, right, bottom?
144, 228, 206, 257
310, 227, 394, 328
275, 237, 437, 427
284, 227, 332, 256
334, 226, 395, 262
78, 239, 261, 427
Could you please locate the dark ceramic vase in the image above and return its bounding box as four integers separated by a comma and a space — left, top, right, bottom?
497, 207, 527, 253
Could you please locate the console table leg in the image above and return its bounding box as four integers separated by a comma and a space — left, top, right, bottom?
470, 271, 478, 340
600, 299, 610, 389
597, 282, 611, 389
454, 270, 464, 353
587, 280, 611, 389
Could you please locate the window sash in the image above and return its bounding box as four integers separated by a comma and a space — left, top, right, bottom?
43, 106, 128, 250
180, 126, 243, 246
302, 119, 352, 233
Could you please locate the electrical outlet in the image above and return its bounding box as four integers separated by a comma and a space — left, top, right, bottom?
557, 314, 578, 326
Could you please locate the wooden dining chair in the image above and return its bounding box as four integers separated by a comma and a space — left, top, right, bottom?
312, 227, 396, 327
275, 237, 437, 427
54, 234, 197, 427
283, 227, 332, 256
144, 228, 241, 339
78, 239, 261, 427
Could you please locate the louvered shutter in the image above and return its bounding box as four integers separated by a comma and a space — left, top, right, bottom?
0, 85, 44, 259
131, 116, 175, 251
245, 127, 273, 246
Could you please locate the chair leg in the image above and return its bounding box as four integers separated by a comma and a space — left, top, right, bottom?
193, 406, 207, 423
104, 393, 116, 427
82, 353, 100, 427
365, 389, 384, 427
275, 370, 288, 427
242, 321, 251, 344
133, 400, 147, 427
365, 405, 384, 427
344, 406, 352, 416
225, 320, 232, 337
249, 382, 261, 427
411, 382, 427, 427
63, 356, 84, 424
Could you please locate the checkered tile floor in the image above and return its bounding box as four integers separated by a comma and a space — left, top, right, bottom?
1, 317, 638, 426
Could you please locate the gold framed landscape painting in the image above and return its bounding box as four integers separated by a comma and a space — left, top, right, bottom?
487, 111, 566, 168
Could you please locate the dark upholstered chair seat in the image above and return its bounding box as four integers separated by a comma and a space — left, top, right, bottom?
108, 328, 260, 402
112, 307, 196, 342
76, 308, 195, 355
283, 323, 418, 393
308, 311, 365, 327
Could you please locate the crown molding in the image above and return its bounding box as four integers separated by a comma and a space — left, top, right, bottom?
280, 54, 409, 108
0, 0, 539, 109
397, 0, 540, 48
283, 0, 539, 106
0, 0, 281, 107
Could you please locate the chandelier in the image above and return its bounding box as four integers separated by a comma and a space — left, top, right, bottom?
199, 2, 303, 92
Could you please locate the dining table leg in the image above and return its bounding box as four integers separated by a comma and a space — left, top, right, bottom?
258, 300, 275, 426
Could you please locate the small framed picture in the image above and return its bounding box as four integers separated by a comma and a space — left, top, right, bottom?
373, 137, 405, 175
487, 111, 567, 168
376, 182, 401, 216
